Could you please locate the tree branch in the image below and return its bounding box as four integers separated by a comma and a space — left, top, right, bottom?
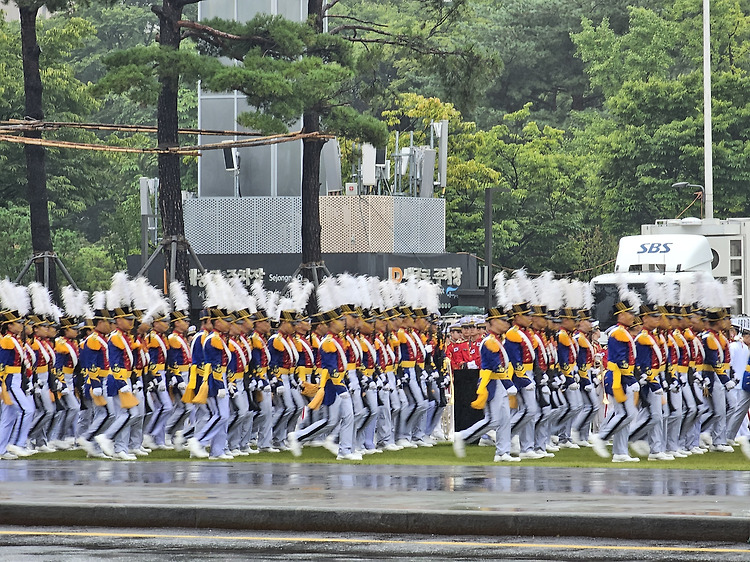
326, 14, 387, 28
323, 0, 343, 11
328, 24, 393, 37
178, 20, 247, 42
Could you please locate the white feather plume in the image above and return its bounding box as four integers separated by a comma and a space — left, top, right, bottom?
169, 281, 191, 313
678, 279, 696, 306
28, 282, 56, 317
265, 291, 281, 320
493, 271, 508, 309
108, 271, 132, 310
61, 286, 90, 318
536, 271, 564, 311
512, 269, 538, 303
368, 277, 385, 311
617, 282, 642, 309
563, 279, 584, 309
287, 277, 313, 312
663, 278, 678, 305
131, 276, 159, 312
400, 277, 420, 308
417, 279, 442, 314
227, 276, 255, 313
336, 273, 360, 306
203, 272, 223, 309
645, 274, 666, 306
316, 276, 338, 312
505, 277, 525, 306
92, 291, 107, 313
356, 276, 373, 310
581, 280, 594, 310
250, 279, 269, 312
141, 295, 170, 325
0, 280, 30, 317
720, 279, 737, 309
379, 280, 399, 309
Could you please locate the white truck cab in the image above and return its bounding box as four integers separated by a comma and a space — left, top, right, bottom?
592, 234, 714, 329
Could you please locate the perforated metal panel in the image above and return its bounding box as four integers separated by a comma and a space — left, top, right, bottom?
320, 196, 394, 253
394, 197, 445, 253
184, 196, 443, 254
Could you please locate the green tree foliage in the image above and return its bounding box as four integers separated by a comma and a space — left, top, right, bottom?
571, 1, 750, 240
330, 0, 496, 118
384, 94, 588, 274
468, 0, 661, 128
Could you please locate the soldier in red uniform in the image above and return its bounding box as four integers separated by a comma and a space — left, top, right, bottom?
445, 322, 467, 371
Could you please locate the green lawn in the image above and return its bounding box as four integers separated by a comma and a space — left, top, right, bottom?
27, 443, 750, 470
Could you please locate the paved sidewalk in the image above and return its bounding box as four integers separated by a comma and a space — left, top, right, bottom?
0, 460, 748, 541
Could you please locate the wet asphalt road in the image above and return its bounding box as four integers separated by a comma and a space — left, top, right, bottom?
0, 460, 749, 518
0, 526, 749, 561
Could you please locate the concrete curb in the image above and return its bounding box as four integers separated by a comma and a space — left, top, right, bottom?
1, 503, 749, 542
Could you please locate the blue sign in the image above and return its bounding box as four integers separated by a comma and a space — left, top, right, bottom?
637, 243, 672, 254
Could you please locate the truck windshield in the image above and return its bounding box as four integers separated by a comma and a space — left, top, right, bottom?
593, 283, 647, 330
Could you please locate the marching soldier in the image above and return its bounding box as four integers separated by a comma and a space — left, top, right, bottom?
591, 285, 641, 462
0, 280, 33, 459
164, 282, 193, 449
453, 307, 519, 462
78, 292, 114, 458
48, 286, 86, 450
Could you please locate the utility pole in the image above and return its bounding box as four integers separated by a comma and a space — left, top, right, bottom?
484, 186, 509, 309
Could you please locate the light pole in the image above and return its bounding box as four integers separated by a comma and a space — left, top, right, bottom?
484, 186, 509, 309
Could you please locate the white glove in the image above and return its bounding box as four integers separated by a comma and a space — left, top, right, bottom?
507, 385, 518, 396
425, 344, 433, 353
540, 374, 549, 384
134, 380, 143, 391
573, 373, 580, 383
541, 386, 551, 395
568, 383, 580, 391
725, 380, 737, 390
276, 384, 285, 395
119, 382, 132, 393
248, 380, 257, 391
627, 382, 640, 393
217, 388, 227, 399
92, 387, 103, 397
466, 361, 478, 369
177, 381, 187, 391
158, 381, 167, 392
60, 387, 70, 395
368, 380, 377, 391
262, 384, 272, 393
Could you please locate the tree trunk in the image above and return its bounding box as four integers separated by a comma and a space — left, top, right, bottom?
154, 0, 188, 285
300, 0, 326, 268
301, 111, 324, 265
20, 5, 57, 293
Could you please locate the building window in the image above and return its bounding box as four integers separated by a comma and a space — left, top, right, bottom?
731, 259, 742, 277
730, 239, 742, 257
